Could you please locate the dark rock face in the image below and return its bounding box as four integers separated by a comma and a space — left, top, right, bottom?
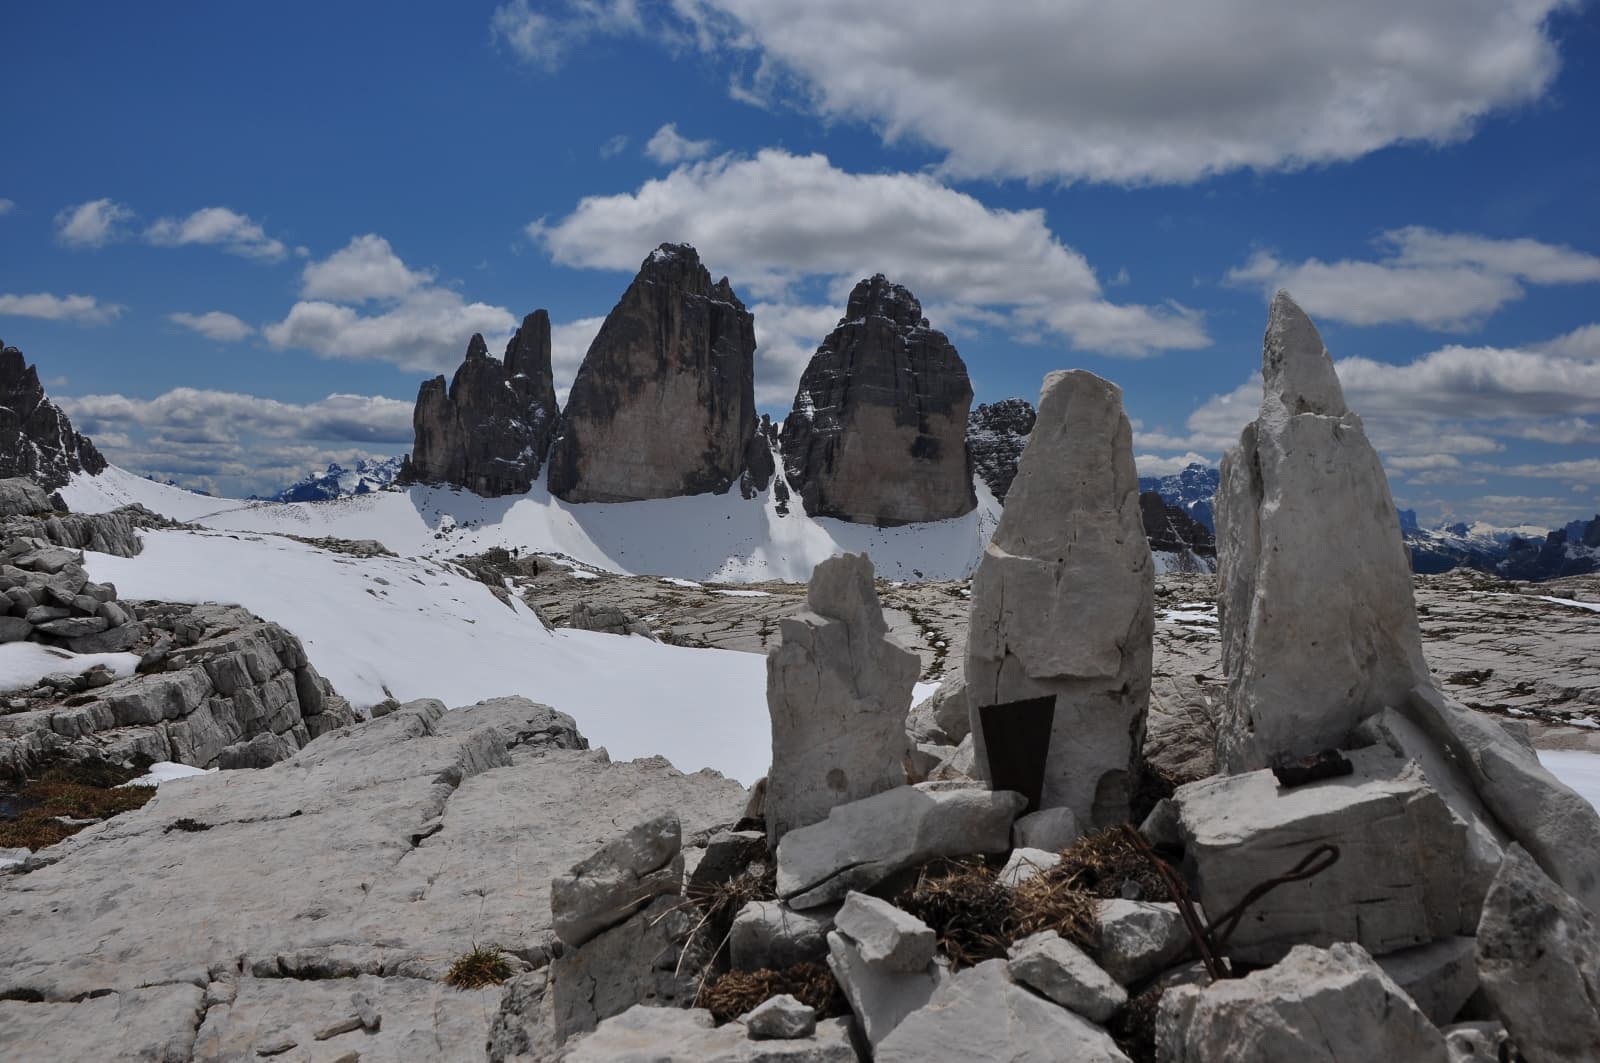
780, 276, 976, 526
740, 414, 778, 500
1139, 463, 1220, 532
1139, 490, 1217, 562
272, 457, 403, 502
0, 342, 106, 490
967, 398, 1036, 503
548, 245, 758, 503
402, 312, 560, 497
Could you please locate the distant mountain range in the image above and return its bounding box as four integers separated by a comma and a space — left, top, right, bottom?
263, 457, 404, 503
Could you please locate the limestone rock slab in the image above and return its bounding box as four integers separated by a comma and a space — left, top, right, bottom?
0, 984, 203, 1063
1006, 930, 1127, 1023
834, 891, 936, 971
730, 900, 836, 972
826, 929, 943, 1048
551, 811, 685, 947
565, 1005, 857, 1062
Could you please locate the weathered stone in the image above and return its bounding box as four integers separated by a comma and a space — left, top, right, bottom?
999, 846, 1062, 887
0, 984, 204, 1062
0, 345, 106, 490
1096, 900, 1190, 985
0, 477, 53, 517
730, 900, 836, 972
402, 312, 561, 497
565, 1005, 857, 1062
0, 615, 28, 642
1375, 937, 1478, 1027
766, 553, 919, 844
1173, 747, 1470, 964
876, 958, 1131, 1062
568, 599, 655, 638
1156, 942, 1448, 1062
1007, 930, 1127, 1023
688, 829, 768, 896
1011, 806, 1083, 852
834, 891, 936, 971
549, 243, 758, 503
1475, 844, 1600, 1062
776, 783, 1025, 908
826, 929, 944, 1048
33, 614, 106, 638
966, 369, 1154, 828
742, 994, 816, 1040
780, 275, 976, 525
1442, 1022, 1513, 1062
1215, 291, 1428, 771
1138, 799, 1182, 849
551, 811, 685, 948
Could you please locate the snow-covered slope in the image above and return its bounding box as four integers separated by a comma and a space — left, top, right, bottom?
65, 465, 1003, 583
81, 527, 775, 783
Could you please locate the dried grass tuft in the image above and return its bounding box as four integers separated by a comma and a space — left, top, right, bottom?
1045, 827, 1173, 902
894, 857, 1100, 968
446, 943, 511, 989
700, 963, 846, 1024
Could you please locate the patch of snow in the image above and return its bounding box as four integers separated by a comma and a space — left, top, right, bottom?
1159, 610, 1218, 625
1537, 595, 1600, 614
659, 577, 703, 589
911, 681, 941, 708
119, 762, 218, 788
1540, 750, 1600, 813
0, 847, 30, 870
715, 589, 770, 598
0, 645, 140, 694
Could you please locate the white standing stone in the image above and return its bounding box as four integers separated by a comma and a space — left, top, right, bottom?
966, 369, 1154, 828
1215, 290, 1428, 772
833, 892, 936, 972
1006, 931, 1128, 1023
766, 553, 920, 845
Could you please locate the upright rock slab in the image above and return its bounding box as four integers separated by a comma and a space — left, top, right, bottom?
548, 244, 758, 502
403, 311, 560, 496
780, 276, 976, 526
965, 370, 1154, 827
1215, 291, 1427, 771
765, 553, 919, 844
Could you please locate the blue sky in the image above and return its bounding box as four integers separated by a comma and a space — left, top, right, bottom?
1, 1, 1597, 525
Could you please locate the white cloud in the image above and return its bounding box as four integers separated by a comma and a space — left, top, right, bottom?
490, 0, 644, 70
600, 134, 630, 158
0, 198, 14, 216
657, 0, 1575, 184
1537, 323, 1600, 360
265, 290, 517, 373
144, 207, 288, 261
1227, 227, 1600, 330
169, 311, 254, 342
645, 123, 715, 164
61, 388, 413, 445
550, 315, 607, 393
55, 198, 135, 248
530, 148, 1208, 400
300, 234, 433, 302
1135, 451, 1214, 477
750, 302, 843, 404
1497, 457, 1600, 481
0, 292, 124, 325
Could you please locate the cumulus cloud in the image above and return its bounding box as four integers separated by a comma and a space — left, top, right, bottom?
642, 0, 1575, 184
1227, 227, 1600, 330
300, 234, 433, 302
144, 207, 288, 261
645, 123, 715, 164
0, 292, 124, 325
55, 198, 135, 248
550, 315, 607, 395
490, 0, 644, 70
530, 149, 1207, 398
169, 311, 254, 342
1134, 451, 1215, 477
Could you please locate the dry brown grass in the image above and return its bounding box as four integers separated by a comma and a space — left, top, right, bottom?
700, 963, 846, 1024
0, 761, 155, 851
1110, 983, 1165, 1063
1046, 827, 1174, 902
894, 857, 1099, 968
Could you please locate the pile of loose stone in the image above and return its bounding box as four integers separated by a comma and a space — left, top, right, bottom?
537, 292, 1600, 1062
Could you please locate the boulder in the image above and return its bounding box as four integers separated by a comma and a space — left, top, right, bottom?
548, 243, 759, 503
825, 929, 944, 1048
730, 901, 836, 972
776, 783, 1026, 909
402, 312, 561, 496
1095, 900, 1191, 985
564, 1005, 857, 1062
1442, 1023, 1513, 1062
998, 847, 1061, 887
780, 275, 976, 525
1172, 747, 1470, 964
1006, 930, 1127, 1023
742, 994, 816, 1041
1377, 937, 1478, 1027
568, 600, 655, 639
1475, 844, 1600, 1062
965, 369, 1154, 828
875, 959, 1131, 1062
766, 553, 919, 844
1215, 291, 1428, 771
0, 344, 106, 490
1156, 942, 1448, 1062
688, 829, 768, 896
967, 397, 1036, 504
1011, 806, 1083, 852
551, 812, 685, 948
833, 891, 936, 972
0, 477, 53, 517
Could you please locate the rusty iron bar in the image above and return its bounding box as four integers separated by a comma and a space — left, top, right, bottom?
1118, 825, 1229, 981
1203, 843, 1340, 952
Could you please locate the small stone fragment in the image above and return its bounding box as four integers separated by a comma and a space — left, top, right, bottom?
998, 847, 1061, 887
1095, 900, 1190, 986
833, 892, 936, 972
741, 994, 816, 1040
1006, 931, 1127, 1024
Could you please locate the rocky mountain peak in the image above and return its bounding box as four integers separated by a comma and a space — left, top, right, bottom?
0, 341, 106, 490
1264, 288, 1346, 417
780, 276, 975, 526
967, 397, 1037, 503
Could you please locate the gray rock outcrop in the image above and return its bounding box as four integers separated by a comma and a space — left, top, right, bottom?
1475, 844, 1600, 1061
1006, 931, 1127, 1023
1156, 942, 1449, 1062
765, 552, 919, 844
563, 1005, 857, 1061
965, 369, 1154, 828
3, 506, 146, 557
548, 244, 758, 502
551, 812, 685, 947
967, 397, 1035, 503
0, 343, 106, 490
780, 275, 976, 526
401, 311, 560, 496
1215, 290, 1428, 771
0, 478, 53, 518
